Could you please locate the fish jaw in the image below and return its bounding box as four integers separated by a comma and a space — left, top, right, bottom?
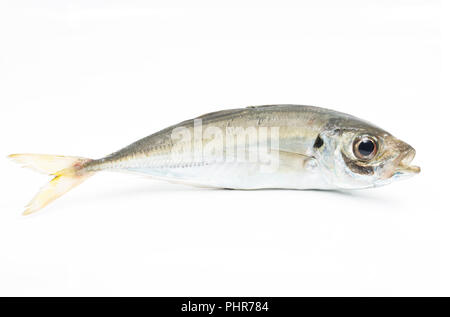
374, 144, 421, 187
392, 147, 421, 178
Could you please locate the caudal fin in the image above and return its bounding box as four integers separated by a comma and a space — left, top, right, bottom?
8, 154, 94, 215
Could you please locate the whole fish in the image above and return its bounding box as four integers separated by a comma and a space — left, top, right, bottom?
9, 105, 420, 215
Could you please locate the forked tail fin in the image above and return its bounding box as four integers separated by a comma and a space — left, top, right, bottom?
8, 154, 94, 215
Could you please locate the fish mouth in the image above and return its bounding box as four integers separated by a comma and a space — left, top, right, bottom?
395, 148, 421, 175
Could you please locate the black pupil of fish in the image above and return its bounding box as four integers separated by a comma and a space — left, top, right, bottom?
358, 139, 375, 157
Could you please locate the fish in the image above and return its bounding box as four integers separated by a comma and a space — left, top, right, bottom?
9, 105, 420, 215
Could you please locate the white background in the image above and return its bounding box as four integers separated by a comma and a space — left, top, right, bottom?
0, 0, 447, 296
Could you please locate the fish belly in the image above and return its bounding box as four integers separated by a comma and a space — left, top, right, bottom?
123, 151, 333, 190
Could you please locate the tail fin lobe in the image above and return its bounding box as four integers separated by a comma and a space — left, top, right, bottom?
8, 154, 93, 215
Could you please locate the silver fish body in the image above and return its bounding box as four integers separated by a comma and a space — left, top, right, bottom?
85, 105, 419, 190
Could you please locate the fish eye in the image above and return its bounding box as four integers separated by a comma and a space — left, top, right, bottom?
353, 136, 378, 161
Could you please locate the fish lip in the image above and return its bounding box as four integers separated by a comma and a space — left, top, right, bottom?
395, 148, 421, 175
396, 164, 421, 174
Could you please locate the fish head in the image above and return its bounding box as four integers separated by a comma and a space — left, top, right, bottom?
312, 119, 420, 189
